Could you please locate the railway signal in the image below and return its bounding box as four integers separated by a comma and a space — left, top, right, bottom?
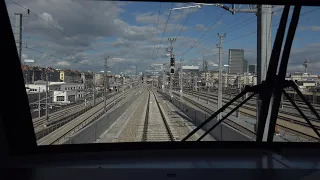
170, 57, 175, 66
170, 67, 174, 74
168, 37, 176, 98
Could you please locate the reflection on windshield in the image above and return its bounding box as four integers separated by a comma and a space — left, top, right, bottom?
6, 0, 320, 144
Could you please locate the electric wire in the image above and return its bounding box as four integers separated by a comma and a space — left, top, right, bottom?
174, 8, 194, 42
152, 2, 162, 61
180, 10, 227, 57
160, 8, 195, 62
155, 3, 174, 60
222, 16, 256, 33
217, 14, 247, 33
8, 0, 100, 53
211, 7, 320, 45
171, 10, 185, 35
22, 46, 70, 62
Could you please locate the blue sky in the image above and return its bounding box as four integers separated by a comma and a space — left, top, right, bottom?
5, 1, 320, 74
118, 2, 320, 67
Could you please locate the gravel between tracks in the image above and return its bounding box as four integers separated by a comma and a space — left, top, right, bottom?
112, 88, 216, 142
156, 92, 215, 141
117, 90, 149, 142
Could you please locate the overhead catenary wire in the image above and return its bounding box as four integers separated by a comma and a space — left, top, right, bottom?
217, 14, 248, 33
23, 38, 123, 68
224, 31, 256, 43
8, 0, 100, 53
179, 7, 223, 47
23, 45, 100, 68
170, 8, 195, 50
22, 46, 70, 63
177, 13, 248, 57
208, 7, 320, 46
193, 15, 254, 54
180, 10, 227, 57
159, 8, 194, 62
10, 0, 131, 72
171, 10, 185, 35
195, 15, 252, 53
177, 5, 234, 58
221, 16, 256, 33
271, 7, 320, 28
224, 20, 256, 33
152, 2, 162, 61
155, 3, 174, 60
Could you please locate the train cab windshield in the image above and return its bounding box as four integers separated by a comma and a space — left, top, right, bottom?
2, 0, 320, 149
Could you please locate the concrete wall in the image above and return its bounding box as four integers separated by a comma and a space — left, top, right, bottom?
165, 93, 252, 141
64, 91, 140, 144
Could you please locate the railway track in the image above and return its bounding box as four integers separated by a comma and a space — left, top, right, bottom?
177, 94, 256, 140
32, 92, 116, 128
37, 87, 142, 145
44, 93, 103, 114
36, 88, 136, 141
188, 90, 320, 123
142, 90, 174, 142
185, 88, 320, 109
240, 107, 319, 142
34, 96, 113, 140
188, 90, 320, 113
175, 91, 320, 142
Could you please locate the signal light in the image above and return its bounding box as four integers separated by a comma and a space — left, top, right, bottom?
170, 57, 175, 66
170, 69, 174, 74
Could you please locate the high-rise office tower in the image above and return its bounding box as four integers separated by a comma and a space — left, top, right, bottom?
228, 49, 244, 74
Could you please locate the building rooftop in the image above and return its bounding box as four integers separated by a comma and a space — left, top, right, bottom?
49, 82, 66, 85
32, 81, 65, 85
27, 81, 82, 86
182, 66, 199, 70
297, 80, 317, 83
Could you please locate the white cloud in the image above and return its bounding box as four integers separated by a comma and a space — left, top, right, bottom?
196, 24, 206, 31
22, 54, 28, 59
135, 12, 160, 24
79, 59, 90, 64
300, 26, 320, 31
6, 0, 164, 72
135, 11, 188, 34
309, 26, 320, 31
56, 61, 71, 67
13, 1, 316, 75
